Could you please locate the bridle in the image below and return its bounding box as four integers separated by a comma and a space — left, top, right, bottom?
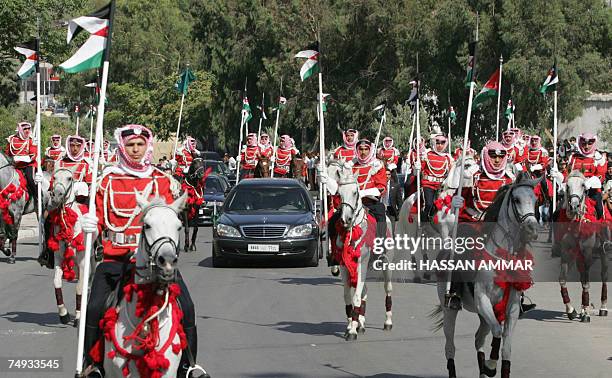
491, 182, 537, 250
337, 178, 365, 231
566, 177, 586, 219
51, 168, 74, 204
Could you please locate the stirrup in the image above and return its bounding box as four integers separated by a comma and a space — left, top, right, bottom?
444, 293, 462, 310
187, 364, 210, 378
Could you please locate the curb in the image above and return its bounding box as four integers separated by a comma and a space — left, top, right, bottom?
18, 227, 38, 240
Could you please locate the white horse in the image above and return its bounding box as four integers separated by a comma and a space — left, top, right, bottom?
430, 172, 540, 378
555, 170, 608, 321
102, 189, 208, 378
0, 151, 50, 263
47, 167, 94, 326
326, 161, 394, 340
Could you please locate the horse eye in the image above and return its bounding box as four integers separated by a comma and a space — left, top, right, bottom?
144, 224, 151, 230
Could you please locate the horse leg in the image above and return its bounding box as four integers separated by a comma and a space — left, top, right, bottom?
183, 211, 190, 252
443, 307, 459, 378
500, 289, 521, 378
190, 226, 198, 251
53, 252, 70, 324
559, 260, 577, 319
475, 315, 491, 378
8, 237, 17, 264
474, 287, 503, 377
339, 267, 353, 337
357, 289, 367, 334
382, 254, 393, 331
347, 258, 366, 341
579, 245, 593, 323
600, 245, 608, 316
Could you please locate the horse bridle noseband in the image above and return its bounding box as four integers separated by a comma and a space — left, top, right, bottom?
135, 205, 180, 281
491, 183, 537, 250
51, 168, 74, 203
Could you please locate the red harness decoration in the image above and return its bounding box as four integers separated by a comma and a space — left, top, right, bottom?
91, 279, 187, 378
474, 247, 534, 323
332, 213, 377, 287
432, 194, 452, 224
181, 167, 212, 221
0, 170, 29, 225
46, 205, 87, 281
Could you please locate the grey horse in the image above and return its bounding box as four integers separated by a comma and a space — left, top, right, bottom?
430, 172, 540, 378
0, 151, 50, 263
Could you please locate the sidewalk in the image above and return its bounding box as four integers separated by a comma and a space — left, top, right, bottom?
17, 212, 39, 240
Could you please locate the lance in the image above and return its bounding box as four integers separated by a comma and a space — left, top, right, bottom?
316, 34, 329, 260
172, 64, 190, 161
75, 1, 116, 375
257, 92, 265, 141
495, 55, 503, 141
446, 13, 479, 298
415, 53, 422, 230
405, 111, 417, 185
447, 89, 452, 153
34, 29, 43, 258
235, 77, 248, 184
270, 78, 283, 177
75, 104, 80, 135
552, 78, 558, 213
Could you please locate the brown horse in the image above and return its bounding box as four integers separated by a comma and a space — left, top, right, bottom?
255, 156, 271, 178
291, 156, 306, 183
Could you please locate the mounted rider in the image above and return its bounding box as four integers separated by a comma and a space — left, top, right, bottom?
79, 124, 197, 377
404, 137, 427, 199
4, 121, 38, 201
563, 133, 607, 220
238, 133, 260, 179
176, 136, 200, 176
272, 135, 299, 177
377, 136, 400, 171
44, 134, 66, 165
333, 129, 358, 162
524, 135, 550, 173
420, 133, 453, 222
57, 135, 92, 185
452, 139, 476, 161
501, 129, 526, 171
258, 133, 273, 158
101, 140, 117, 164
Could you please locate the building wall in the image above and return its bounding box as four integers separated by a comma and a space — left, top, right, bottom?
559, 93, 612, 149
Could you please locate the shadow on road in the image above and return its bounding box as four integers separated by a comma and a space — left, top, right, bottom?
322, 363, 441, 378
198, 257, 312, 269
520, 308, 573, 322
275, 276, 338, 286
272, 321, 346, 338
0, 311, 67, 328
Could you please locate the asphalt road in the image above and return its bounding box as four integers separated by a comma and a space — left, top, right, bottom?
0, 229, 610, 378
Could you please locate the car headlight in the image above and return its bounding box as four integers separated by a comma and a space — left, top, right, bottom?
216, 223, 241, 237
287, 223, 313, 237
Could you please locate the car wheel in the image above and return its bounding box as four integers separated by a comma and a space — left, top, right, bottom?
305, 246, 319, 267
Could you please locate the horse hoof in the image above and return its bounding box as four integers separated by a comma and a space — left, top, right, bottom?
580, 314, 591, 323
331, 268, 340, 277
383, 323, 393, 331
8, 256, 15, 264
482, 366, 496, 377
190, 244, 197, 251
423, 272, 431, 281
59, 313, 71, 325
599, 309, 608, 317
73, 318, 79, 328
345, 332, 357, 341
357, 326, 365, 334
2, 248, 10, 257
567, 309, 578, 320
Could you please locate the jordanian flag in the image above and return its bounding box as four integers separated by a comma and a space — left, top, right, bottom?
59, 2, 112, 73
256, 99, 267, 120
472, 68, 500, 109
504, 99, 514, 120
241, 97, 253, 125
176, 68, 196, 95
295, 42, 320, 81
272, 96, 287, 112
539, 62, 558, 94
373, 101, 386, 120
449, 106, 457, 124
14, 39, 38, 79
317, 93, 330, 112
465, 41, 477, 87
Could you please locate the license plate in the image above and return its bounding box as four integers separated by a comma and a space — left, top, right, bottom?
248, 244, 279, 252
199, 208, 204, 215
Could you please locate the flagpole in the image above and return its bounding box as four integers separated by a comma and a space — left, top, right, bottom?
257, 92, 264, 141
235, 77, 248, 184
270, 78, 283, 178
448, 116, 451, 153
552, 89, 558, 213
373, 108, 385, 149
173, 91, 186, 160
34, 33, 43, 258
446, 14, 478, 298
88, 106, 94, 146
495, 55, 503, 142
76, 1, 115, 375
75, 105, 80, 135
405, 112, 416, 184
415, 53, 422, 230
316, 35, 329, 261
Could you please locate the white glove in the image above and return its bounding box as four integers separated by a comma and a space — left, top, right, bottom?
270, 156, 276, 162
318, 171, 328, 185
318, 170, 338, 195
34, 172, 44, 184
413, 161, 422, 171
514, 163, 523, 171
169, 159, 177, 168
451, 195, 464, 210
584, 176, 602, 190
81, 213, 98, 234
236, 155, 242, 162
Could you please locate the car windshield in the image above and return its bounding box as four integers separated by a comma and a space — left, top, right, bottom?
205, 162, 229, 175
204, 177, 224, 192
226, 187, 310, 212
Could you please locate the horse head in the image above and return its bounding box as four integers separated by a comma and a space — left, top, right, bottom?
186, 158, 207, 185
135, 184, 188, 283
504, 171, 540, 243
332, 161, 362, 229
49, 166, 79, 210
258, 156, 271, 178
565, 170, 586, 218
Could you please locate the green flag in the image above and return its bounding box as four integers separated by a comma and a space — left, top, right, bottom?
539, 62, 558, 94
242, 97, 253, 125
175, 68, 196, 95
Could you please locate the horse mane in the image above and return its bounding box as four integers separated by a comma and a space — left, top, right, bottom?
140, 196, 174, 217
566, 169, 585, 180
0, 150, 14, 165
482, 184, 511, 224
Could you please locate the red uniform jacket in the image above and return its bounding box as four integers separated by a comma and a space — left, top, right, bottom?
524, 148, 550, 171
259, 145, 273, 158
506, 145, 526, 165
5, 135, 37, 169
273, 147, 298, 175
378, 147, 400, 168
176, 148, 196, 171
421, 151, 452, 190
57, 158, 92, 184
240, 146, 260, 170
453, 147, 476, 161
45, 147, 65, 162
333, 146, 356, 162
96, 168, 176, 260
459, 171, 514, 222
568, 152, 607, 182
351, 159, 387, 199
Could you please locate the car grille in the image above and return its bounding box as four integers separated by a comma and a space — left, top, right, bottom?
240, 225, 287, 238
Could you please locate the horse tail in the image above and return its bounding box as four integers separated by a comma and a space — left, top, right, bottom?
428, 305, 444, 332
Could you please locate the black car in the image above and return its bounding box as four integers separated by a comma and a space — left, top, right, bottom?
212, 178, 321, 267
197, 174, 230, 226
199, 151, 222, 161
201, 159, 237, 186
